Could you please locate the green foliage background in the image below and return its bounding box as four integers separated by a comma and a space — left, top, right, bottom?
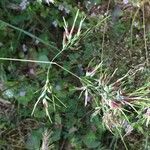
0, 0, 150, 149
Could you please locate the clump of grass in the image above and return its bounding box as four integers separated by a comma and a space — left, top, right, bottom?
0, 1, 149, 149
76, 60, 150, 149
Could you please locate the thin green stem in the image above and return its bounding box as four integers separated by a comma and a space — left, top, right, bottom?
142, 4, 149, 66
0, 20, 59, 53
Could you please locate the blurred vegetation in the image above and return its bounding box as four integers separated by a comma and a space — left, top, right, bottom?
0, 0, 150, 149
